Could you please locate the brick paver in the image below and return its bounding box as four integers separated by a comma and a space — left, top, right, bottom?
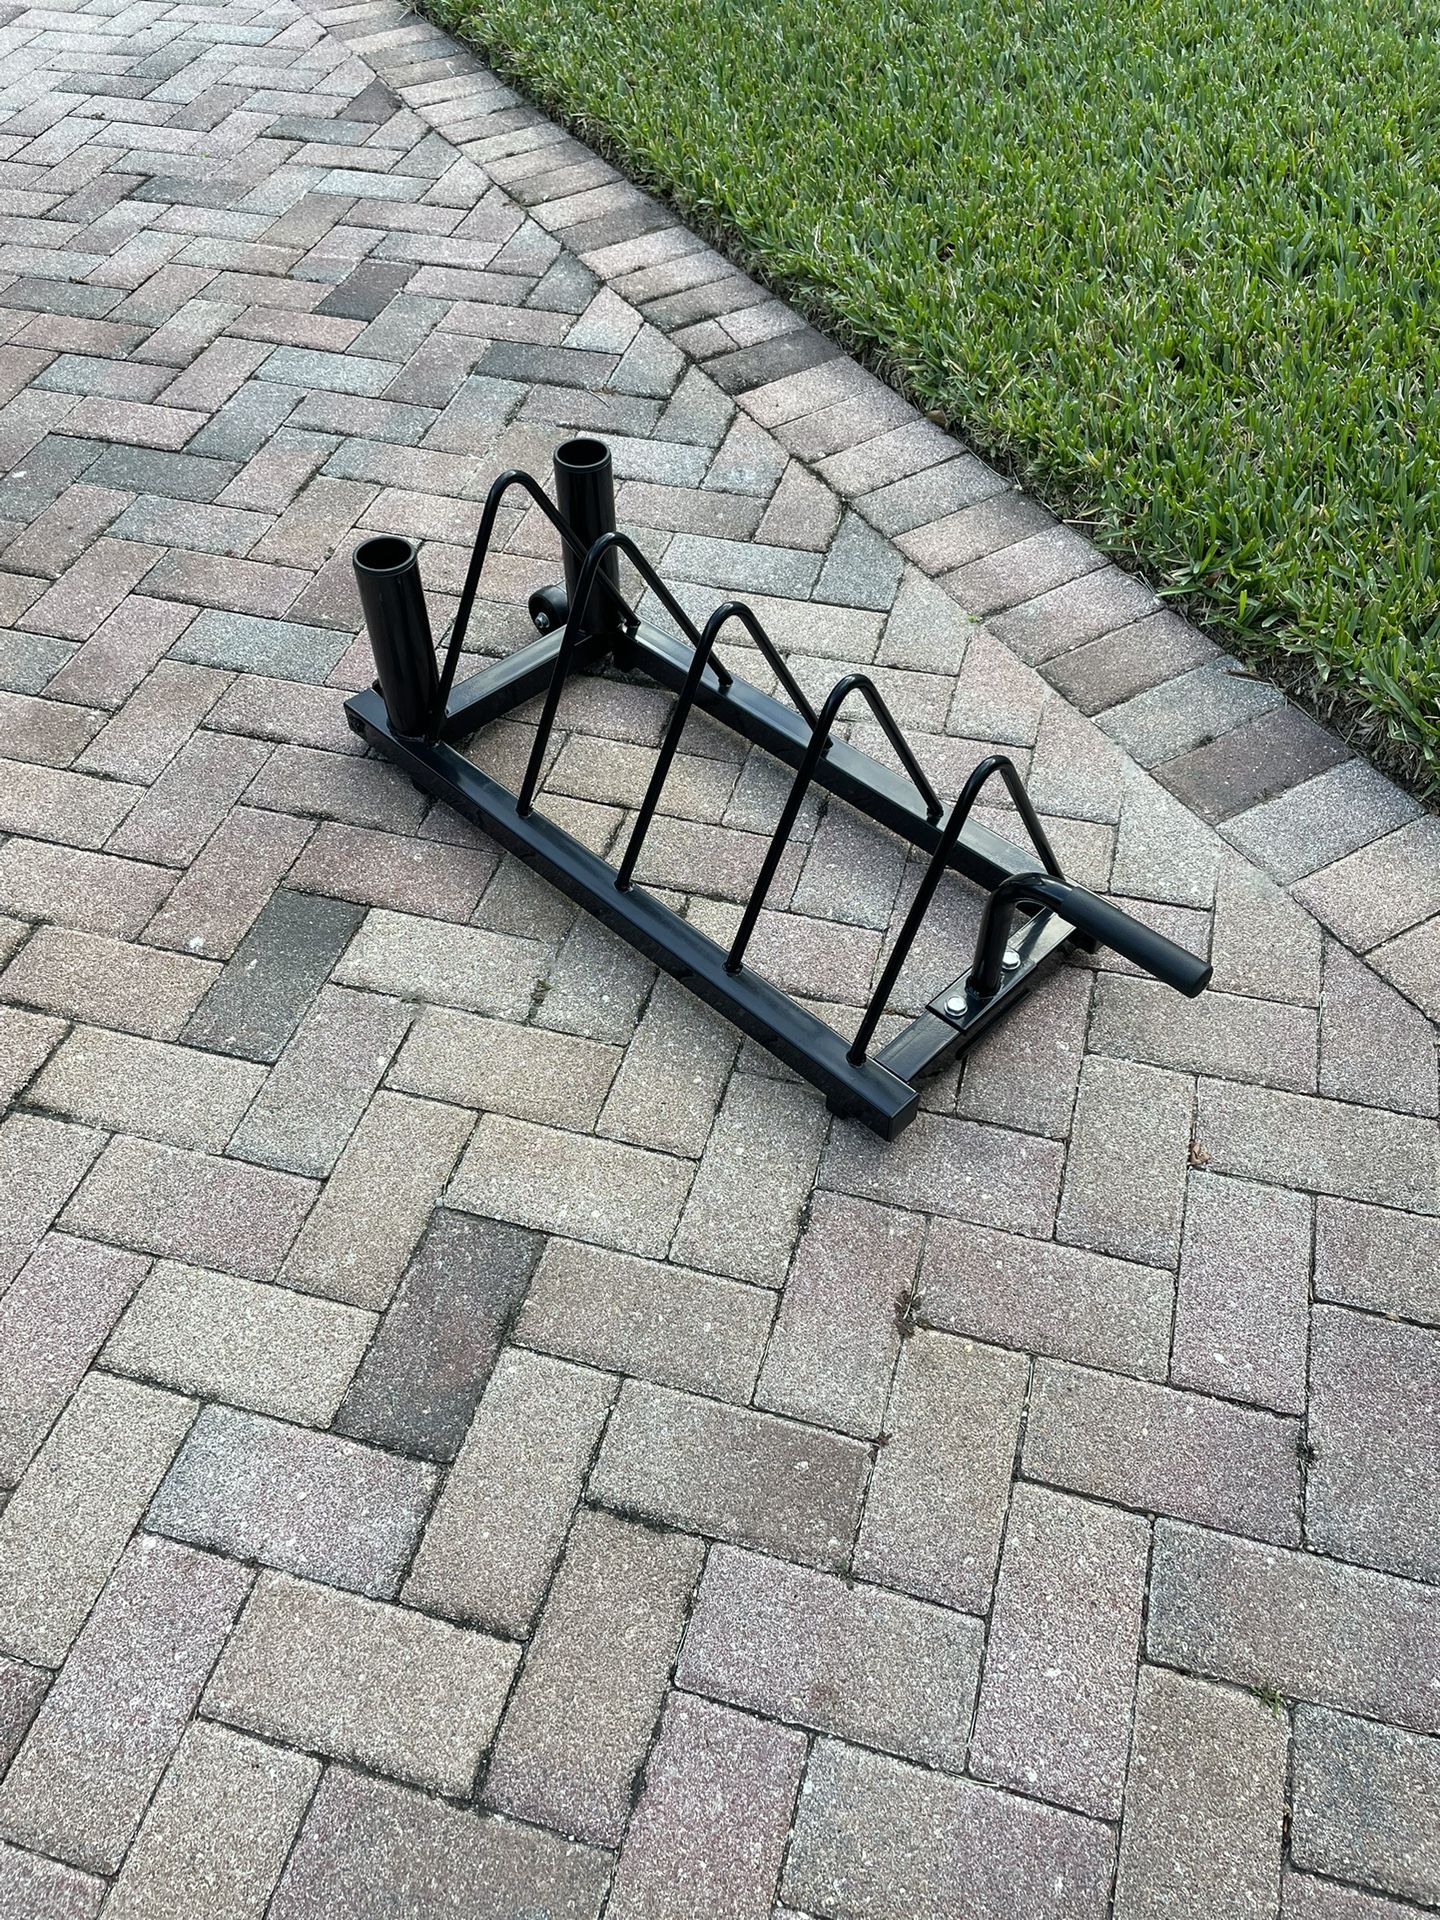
0, 0, 1436, 1911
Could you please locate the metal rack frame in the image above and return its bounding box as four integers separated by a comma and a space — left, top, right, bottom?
346, 436, 1210, 1139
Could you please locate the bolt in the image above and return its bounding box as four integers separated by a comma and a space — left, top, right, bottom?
944, 995, 967, 1017
1004, 946, 1022, 969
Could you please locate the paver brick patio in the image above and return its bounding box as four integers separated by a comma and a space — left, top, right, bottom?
0, 0, 1436, 1911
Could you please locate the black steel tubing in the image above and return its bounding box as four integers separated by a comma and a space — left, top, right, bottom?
344, 684, 918, 1136
615, 602, 733, 891
725, 673, 944, 976
431, 461, 646, 743
353, 536, 440, 738
554, 438, 623, 642
848, 753, 1031, 1064
970, 871, 1212, 1000
516, 529, 750, 818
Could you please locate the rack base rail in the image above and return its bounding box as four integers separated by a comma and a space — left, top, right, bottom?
346, 435, 1210, 1140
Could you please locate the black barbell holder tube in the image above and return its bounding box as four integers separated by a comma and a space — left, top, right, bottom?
553, 437, 625, 642
970, 871, 1212, 1001
353, 535, 440, 739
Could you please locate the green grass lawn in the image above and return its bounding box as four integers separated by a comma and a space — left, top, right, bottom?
439, 0, 1440, 788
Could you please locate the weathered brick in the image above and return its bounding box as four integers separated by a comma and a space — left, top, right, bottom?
388, 1004, 620, 1125
282, 1090, 471, 1307
204, 1571, 517, 1796
896, 490, 1050, 574
823, 1109, 1065, 1238
1147, 1521, 1440, 1734
0, 1657, 47, 1776
23, 539, 163, 642
993, 564, 1161, 663
1225, 760, 1421, 887
1025, 1360, 1303, 1543
513, 1237, 772, 1401
483, 1507, 703, 1844
1112, 760, 1223, 907
1173, 1171, 1312, 1413
267, 1766, 610, 1920
103, 1261, 374, 1428
595, 976, 739, 1155
104, 1722, 318, 1920
955, 962, 1094, 1138
1282, 1873, 1419, 1920
592, 1380, 870, 1569
244, 743, 428, 829
791, 803, 907, 932
664, 1067, 821, 1274
1294, 815, 1440, 953
0, 838, 175, 938
449, 1112, 692, 1258
607, 1693, 805, 1920
1113, 1666, 1287, 1920
533, 912, 657, 1042
1307, 1307, 1440, 1583
77, 660, 229, 783
333, 905, 548, 1017
182, 887, 366, 1063
0, 1006, 65, 1107
783, 1739, 1116, 1920
143, 805, 313, 958
0, 1843, 104, 1920
0, 689, 100, 770
1, 926, 219, 1039
1292, 1707, 1440, 1908
1047, 609, 1217, 716
1372, 913, 1440, 1023
404, 1348, 614, 1631
1090, 972, 1317, 1093
0, 1233, 147, 1484
29, 1026, 265, 1150
107, 730, 271, 867
1157, 704, 1350, 825
1314, 1197, 1440, 1326
1194, 1079, 1439, 1214
1057, 1057, 1193, 1266
919, 1219, 1173, 1380
853, 1330, 1028, 1612
680, 1544, 982, 1768
0, 1535, 249, 1873
149, 1405, 436, 1598
62, 1136, 317, 1281
288, 818, 499, 921
0, 1111, 103, 1290
228, 984, 413, 1177
0, 1372, 194, 1667
1319, 941, 1437, 1117
205, 673, 368, 757
971, 1484, 1148, 1817
755, 1192, 923, 1436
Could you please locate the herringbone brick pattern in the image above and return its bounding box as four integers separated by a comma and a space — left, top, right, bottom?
0, 0, 1437, 1914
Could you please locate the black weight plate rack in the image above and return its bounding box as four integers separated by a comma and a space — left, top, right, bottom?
345, 436, 1210, 1140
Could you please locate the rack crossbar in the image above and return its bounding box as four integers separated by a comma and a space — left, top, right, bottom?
345, 683, 919, 1137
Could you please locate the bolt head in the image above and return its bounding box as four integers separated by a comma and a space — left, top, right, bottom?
944, 995, 967, 1017
1003, 946, 1022, 969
